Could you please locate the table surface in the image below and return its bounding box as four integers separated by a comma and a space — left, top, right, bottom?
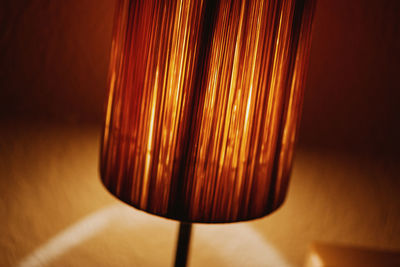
1, 121, 399, 267
305, 242, 400, 267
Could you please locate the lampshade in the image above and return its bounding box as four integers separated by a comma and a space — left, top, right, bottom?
100, 0, 315, 223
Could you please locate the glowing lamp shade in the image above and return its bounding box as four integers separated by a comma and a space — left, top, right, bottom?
100, 0, 315, 223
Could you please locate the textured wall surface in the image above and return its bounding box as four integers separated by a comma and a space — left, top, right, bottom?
0, 123, 399, 267
0, 0, 399, 266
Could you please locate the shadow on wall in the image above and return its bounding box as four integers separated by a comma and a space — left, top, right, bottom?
299, 0, 400, 154
0, 0, 114, 123
0, 0, 399, 152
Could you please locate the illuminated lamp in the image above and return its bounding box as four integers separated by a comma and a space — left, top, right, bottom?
100, 0, 316, 266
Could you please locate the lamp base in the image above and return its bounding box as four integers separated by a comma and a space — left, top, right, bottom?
174, 222, 192, 267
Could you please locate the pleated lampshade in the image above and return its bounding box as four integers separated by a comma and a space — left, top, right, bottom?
100, 0, 315, 223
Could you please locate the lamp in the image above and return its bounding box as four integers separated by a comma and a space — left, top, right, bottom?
100, 0, 315, 266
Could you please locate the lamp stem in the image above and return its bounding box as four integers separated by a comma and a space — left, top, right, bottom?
174, 222, 192, 267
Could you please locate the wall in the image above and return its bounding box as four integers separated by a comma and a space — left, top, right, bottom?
300, 0, 400, 155
1, 0, 399, 155
0, 0, 399, 266
0, 0, 113, 123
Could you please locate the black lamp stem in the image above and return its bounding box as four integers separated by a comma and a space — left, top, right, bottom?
174, 222, 192, 267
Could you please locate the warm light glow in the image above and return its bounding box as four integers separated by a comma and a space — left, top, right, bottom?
101, 0, 315, 222
17, 205, 293, 267
306, 254, 324, 267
